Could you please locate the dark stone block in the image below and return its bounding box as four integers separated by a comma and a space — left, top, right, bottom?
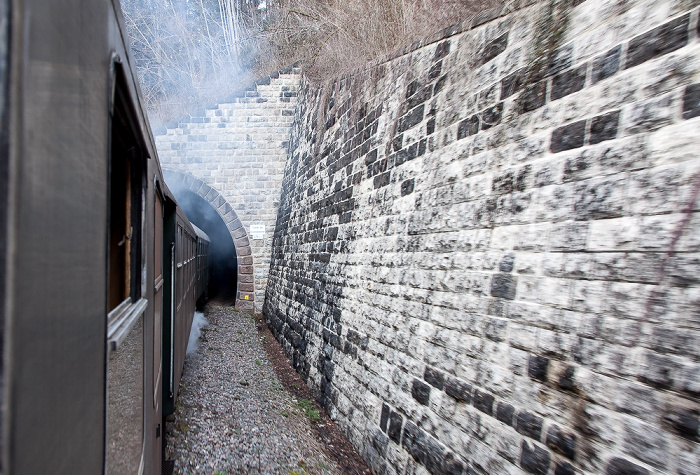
444, 378, 472, 403
500, 253, 515, 272
373, 173, 391, 189
528, 355, 549, 382
401, 179, 415, 197
365, 149, 378, 166
380, 403, 390, 432
520, 81, 547, 112
402, 422, 425, 460
555, 462, 575, 475
424, 366, 444, 389
392, 134, 404, 152
501, 69, 525, 99
481, 102, 503, 130
589, 110, 620, 144
558, 365, 576, 391
427, 117, 436, 135
429, 60, 443, 80
550, 120, 586, 153
546, 426, 576, 459
398, 104, 425, 132
664, 407, 699, 440
434, 75, 448, 95
434, 40, 451, 61
480, 33, 508, 65
627, 14, 689, 69
442, 451, 465, 475
517, 411, 544, 440
412, 379, 431, 405
473, 389, 494, 415
418, 139, 427, 157
520, 441, 551, 475
387, 411, 404, 443
682, 83, 700, 120
606, 457, 650, 475
551, 65, 587, 101
402, 422, 445, 473
458, 115, 480, 139
496, 402, 515, 426
490, 274, 517, 300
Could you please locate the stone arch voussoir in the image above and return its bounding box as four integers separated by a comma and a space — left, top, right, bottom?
163, 169, 255, 312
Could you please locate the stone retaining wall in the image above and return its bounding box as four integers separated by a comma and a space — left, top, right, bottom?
264, 0, 700, 473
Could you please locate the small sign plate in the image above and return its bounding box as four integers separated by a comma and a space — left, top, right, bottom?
250, 224, 265, 240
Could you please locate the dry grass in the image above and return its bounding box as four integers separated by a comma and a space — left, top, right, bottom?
122, 0, 504, 125
247, 0, 502, 81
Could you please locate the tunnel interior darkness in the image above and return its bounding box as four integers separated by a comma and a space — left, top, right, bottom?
172, 189, 238, 303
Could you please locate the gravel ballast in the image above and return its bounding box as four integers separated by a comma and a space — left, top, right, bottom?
165, 304, 341, 474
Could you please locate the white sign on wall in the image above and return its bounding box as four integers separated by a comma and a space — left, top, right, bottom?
250, 224, 265, 240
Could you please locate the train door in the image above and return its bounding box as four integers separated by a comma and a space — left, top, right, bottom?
106, 60, 147, 474
153, 185, 165, 470
162, 199, 177, 419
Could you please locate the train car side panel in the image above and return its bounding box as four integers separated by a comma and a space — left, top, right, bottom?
4, 0, 111, 472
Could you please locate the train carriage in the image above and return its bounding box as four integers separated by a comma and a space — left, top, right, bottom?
0, 0, 209, 473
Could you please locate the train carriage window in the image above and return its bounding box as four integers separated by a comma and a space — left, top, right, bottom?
106, 63, 146, 474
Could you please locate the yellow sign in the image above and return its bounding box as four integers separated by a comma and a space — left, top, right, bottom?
244, 295, 249, 300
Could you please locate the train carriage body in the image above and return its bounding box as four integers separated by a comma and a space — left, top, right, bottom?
0, 1, 209, 473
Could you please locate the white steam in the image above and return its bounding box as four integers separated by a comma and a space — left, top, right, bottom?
186, 312, 208, 356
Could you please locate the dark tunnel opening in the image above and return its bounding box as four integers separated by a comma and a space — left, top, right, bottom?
172, 189, 238, 304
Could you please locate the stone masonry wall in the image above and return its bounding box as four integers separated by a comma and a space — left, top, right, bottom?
156, 66, 302, 312
264, 0, 700, 473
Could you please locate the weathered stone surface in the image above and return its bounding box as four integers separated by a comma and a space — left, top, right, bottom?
380, 403, 390, 432
593, 45, 622, 83
551, 65, 587, 101
626, 14, 689, 69
479, 33, 508, 66
516, 411, 543, 440
444, 377, 472, 403
551, 120, 586, 153
491, 274, 517, 299
520, 81, 547, 112
424, 366, 444, 389
589, 110, 620, 145
473, 389, 495, 415
520, 441, 550, 475
387, 411, 404, 443
683, 83, 700, 119
411, 379, 431, 405
399, 104, 425, 132
261, 3, 700, 475
606, 457, 650, 475
546, 426, 576, 459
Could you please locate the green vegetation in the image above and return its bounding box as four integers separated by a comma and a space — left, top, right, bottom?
296, 398, 320, 424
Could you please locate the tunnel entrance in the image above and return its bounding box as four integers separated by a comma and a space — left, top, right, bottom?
172, 189, 238, 303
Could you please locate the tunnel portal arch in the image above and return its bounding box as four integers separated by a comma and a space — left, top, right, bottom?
163, 169, 255, 311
